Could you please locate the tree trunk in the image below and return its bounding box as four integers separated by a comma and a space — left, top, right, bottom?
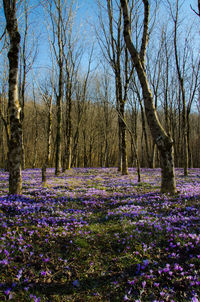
117, 117, 122, 172
42, 95, 52, 183
187, 114, 193, 168
139, 97, 152, 167
120, 101, 128, 175
19, 0, 28, 170
66, 136, 72, 170
0, 106, 10, 171
47, 102, 52, 166
3, 1, 22, 194
151, 143, 157, 168
89, 142, 93, 167
120, 0, 176, 193
182, 108, 188, 175
71, 127, 79, 167
173, 3, 188, 176
63, 95, 72, 171
21, 132, 25, 169
104, 138, 109, 167
20, 40, 26, 170
42, 165, 47, 184
130, 134, 141, 182
54, 0, 64, 176
55, 66, 63, 176
33, 118, 38, 168
0, 123, 5, 169
116, 54, 128, 175
160, 146, 176, 193
83, 130, 88, 168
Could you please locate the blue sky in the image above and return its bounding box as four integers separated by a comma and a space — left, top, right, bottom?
0, 0, 199, 88
30, 0, 199, 68
24, 0, 97, 81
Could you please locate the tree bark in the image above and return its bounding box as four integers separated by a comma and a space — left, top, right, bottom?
42, 165, 47, 183
3, 0, 22, 194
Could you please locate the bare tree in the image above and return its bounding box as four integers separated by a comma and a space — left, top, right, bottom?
40, 80, 54, 182
3, 0, 22, 194
172, 0, 188, 176
97, 0, 130, 175
44, 0, 74, 176
62, 32, 82, 171
32, 84, 38, 168
120, 0, 176, 193
71, 48, 93, 168
95, 68, 113, 167
18, 0, 38, 169
166, 0, 200, 174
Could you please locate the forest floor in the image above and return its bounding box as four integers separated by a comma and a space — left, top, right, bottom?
0, 168, 199, 302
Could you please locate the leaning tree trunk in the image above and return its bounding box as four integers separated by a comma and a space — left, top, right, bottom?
120, 0, 176, 194
3, 1, 22, 194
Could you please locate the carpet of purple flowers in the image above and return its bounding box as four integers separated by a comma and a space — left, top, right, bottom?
0, 168, 199, 301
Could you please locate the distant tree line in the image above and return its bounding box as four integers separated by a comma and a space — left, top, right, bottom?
1, 84, 200, 170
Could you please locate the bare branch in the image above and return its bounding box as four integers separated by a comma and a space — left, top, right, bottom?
190, 1, 200, 17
